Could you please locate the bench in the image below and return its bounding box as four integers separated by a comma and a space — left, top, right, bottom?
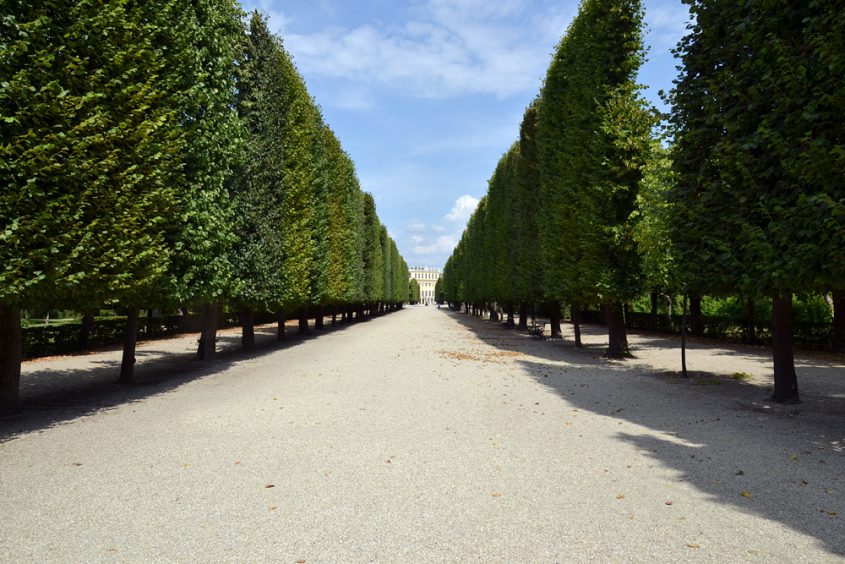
528, 321, 546, 340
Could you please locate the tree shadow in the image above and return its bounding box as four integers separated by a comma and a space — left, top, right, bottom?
442, 308, 845, 556
1, 313, 380, 443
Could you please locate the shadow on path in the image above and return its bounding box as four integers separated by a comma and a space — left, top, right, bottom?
443, 309, 845, 556
0, 314, 377, 443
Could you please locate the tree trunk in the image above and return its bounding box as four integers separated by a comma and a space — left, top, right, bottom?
332, 308, 337, 327
119, 306, 140, 384
505, 303, 515, 327
298, 309, 310, 335
771, 293, 799, 403
681, 293, 688, 378
276, 309, 286, 341
314, 306, 324, 330
517, 302, 528, 330
744, 298, 756, 344
0, 304, 22, 416
649, 291, 658, 330
605, 301, 628, 359
832, 292, 845, 353
489, 305, 499, 322
80, 313, 95, 350
623, 303, 632, 328
241, 308, 255, 351
549, 301, 562, 339
689, 295, 703, 336
572, 303, 583, 348
197, 303, 218, 360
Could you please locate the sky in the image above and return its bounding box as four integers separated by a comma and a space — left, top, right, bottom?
238, 0, 691, 270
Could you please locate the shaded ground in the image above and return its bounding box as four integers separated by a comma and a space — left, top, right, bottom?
0, 306, 843, 561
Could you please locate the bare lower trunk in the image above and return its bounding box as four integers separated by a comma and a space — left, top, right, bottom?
832, 292, 845, 353
572, 302, 583, 348
332, 308, 337, 327
505, 303, 515, 327
80, 313, 95, 350
649, 292, 658, 330
605, 301, 628, 359
517, 302, 528, 330
0, 304, 22, 416
689, 295, 703, 336
119, 306, 140, 384
771, 293, 799, 403
549, 301, 562, 339
744, 298, 756, 344
276, 309, 286, 341
241, 308, 255, 351
314, 306, 324, 330
298, 309, 310, 335
197, 303, 218, 360
489, 305, 499, 322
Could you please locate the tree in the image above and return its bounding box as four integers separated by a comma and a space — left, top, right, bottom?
538, 0, 653, 357
232, 12, 288, 350
1, 0, 213, 405
513, 101, 544, 328
668, 0, 845, 402
165, 0, 243, 362
360, 193, 383, 314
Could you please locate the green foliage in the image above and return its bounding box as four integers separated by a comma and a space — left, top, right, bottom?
538, 0, 653, 307
231, 12, 287, 312
669, 0, 845, 296
1, 1, 185, 309
512, 101, 544, 305
360, 193, 384, 303
165, 0, 244, 306
409, 279, 421, 303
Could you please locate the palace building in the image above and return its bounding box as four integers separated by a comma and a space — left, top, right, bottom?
409, 267, 441, 305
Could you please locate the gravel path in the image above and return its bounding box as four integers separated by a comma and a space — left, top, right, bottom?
1, 306, 843, 562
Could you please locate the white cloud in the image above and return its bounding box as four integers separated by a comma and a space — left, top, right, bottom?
282, 0, 565, 100
407, 221, 427, 232
445, 194, 479, 222
244, 0, 292, 35
414, 234, 460, 256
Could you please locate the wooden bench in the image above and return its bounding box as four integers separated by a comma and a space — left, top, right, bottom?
528, 321, 546, 340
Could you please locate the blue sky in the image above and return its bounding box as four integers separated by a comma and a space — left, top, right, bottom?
238, 0, 690, 270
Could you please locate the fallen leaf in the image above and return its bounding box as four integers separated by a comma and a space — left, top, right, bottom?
180, 463, 191, 469
296, 560, 305, 564
72, 462, 82, 467
735, 470, 744, 476
740, 491, 752, 498
265, 484, 275, 489
687, 544, 700, 549
492, 491, 502, 497
665, 500, 674, 506
616, 495, 625, 500
790, 454, 799, 461
268, 505, 277, 512
827, 511, 838, 517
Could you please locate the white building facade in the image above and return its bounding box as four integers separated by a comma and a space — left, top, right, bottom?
409, 267, 441, 305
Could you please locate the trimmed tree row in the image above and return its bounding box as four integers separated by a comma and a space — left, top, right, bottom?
0, 7, 409, 415
441, 0, 845, 404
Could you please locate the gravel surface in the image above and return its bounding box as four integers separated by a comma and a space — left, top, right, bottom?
1, 306, 844, 562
